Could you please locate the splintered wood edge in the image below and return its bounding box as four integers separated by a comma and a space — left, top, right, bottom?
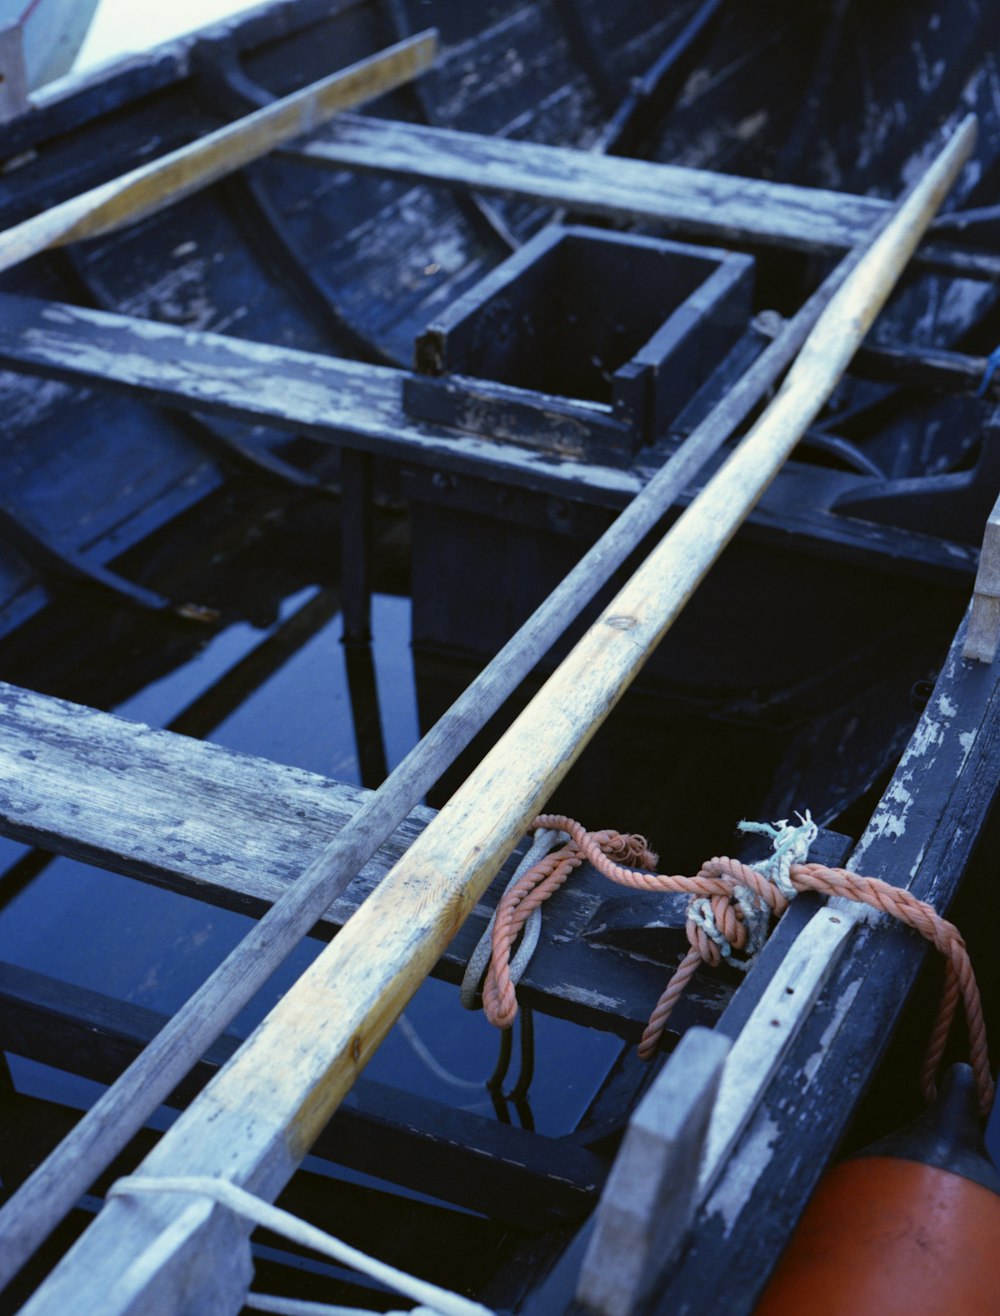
964, 490, 1000, 663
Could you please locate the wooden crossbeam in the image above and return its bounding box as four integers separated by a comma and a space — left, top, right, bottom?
14, 115, 974, 1316
0, 681, 708, 1038
0, 293, 979, 583
0, 31, 436, 275
291, 112, 881, 254
289, 113, 998, 279
0, 963, 606, 1230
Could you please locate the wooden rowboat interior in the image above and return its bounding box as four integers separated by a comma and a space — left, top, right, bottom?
0, 2, 999, 1312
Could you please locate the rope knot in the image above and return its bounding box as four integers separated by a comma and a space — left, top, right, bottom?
683, 813, 817, 973
591, 829, 659, 870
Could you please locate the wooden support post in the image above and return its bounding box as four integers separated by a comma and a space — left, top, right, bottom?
343, 643, 389, 787
340, 449, 389, 784
340, 449, 375, 645
576, 1028, 731, 1316
0, 25, 29, 125
964, 489, 1000, 662
13, 116, 975, 1316
0, 30, 437, 274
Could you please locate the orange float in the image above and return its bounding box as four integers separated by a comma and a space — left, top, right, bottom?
756, 1065, 1000, 1315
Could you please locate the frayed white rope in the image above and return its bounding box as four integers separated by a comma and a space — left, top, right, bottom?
459, 828, 567, 1010
109, 1176, 494, 1316
686, 811, 818, 969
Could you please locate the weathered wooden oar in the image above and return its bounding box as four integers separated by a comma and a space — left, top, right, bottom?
16, 116, 976, 1314
0, 29, 437, 274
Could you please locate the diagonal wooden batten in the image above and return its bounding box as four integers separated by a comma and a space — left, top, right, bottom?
16, 116, 976, 1315
0, 30, 437, 275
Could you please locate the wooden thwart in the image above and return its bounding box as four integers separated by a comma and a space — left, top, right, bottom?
14, 116, 976, 1316
0, 681, 711, 1038
292, 112, 883, 254
0, 292, 979, 583
291, 112, 996, 278
0, 30, 437, 275
0, 962, 605, 1231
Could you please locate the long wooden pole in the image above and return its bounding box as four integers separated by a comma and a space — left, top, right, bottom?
17, 116, 976, 1315
0, 30, 437, 275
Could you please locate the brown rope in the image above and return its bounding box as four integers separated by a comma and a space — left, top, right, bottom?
482, 828, 657, 1028
480, 814, 994, 1116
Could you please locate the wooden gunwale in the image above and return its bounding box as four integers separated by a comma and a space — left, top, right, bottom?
649, 603, 1000, 1313
6, 116, 975, 1316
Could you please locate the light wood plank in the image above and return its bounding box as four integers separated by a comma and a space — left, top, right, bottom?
16, 115, 975, 1316
964, 490, 1000, 662
577, 1027, 731, 1316
696, 907, 858, 1196
0, 31, 437, 274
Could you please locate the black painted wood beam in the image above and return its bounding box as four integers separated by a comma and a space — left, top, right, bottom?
288, 113, 1000, 280
0, 293, 979, 585
0, 961, 607, 1229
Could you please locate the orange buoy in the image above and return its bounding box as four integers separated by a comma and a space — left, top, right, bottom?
756, 1065, 1000, 1315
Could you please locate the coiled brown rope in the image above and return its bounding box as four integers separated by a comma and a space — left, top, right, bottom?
481, 814, 994, 1116
481, 827, 658, 1028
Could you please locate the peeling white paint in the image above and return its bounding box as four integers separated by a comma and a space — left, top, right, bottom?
801, 978, 863, 1085
704, 1113, 781, 1236
17, 308, 643, 495
0, 373, 77, 429
908, 842, 927, 883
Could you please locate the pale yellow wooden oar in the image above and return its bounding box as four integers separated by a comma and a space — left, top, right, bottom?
0, 29, 437, 274
12, 115, 976, 1316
